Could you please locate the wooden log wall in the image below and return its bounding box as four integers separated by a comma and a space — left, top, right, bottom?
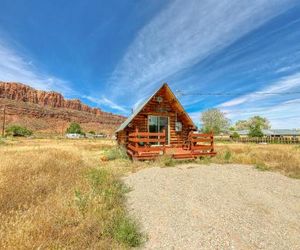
117, 87, 192, 146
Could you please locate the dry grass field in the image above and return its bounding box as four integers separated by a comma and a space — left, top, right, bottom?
0, 138, 299, 249
213, 143, 300, 179
0, 138, 142, 249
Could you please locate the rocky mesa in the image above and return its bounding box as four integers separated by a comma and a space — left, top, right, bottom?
0, 82, 104, 114
0, 81, 126, 135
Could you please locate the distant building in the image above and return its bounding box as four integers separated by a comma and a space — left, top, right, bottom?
65, 133, 83, 139
232, 129, 300, 138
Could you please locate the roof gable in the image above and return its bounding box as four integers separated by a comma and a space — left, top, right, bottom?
116, 83, 195, 132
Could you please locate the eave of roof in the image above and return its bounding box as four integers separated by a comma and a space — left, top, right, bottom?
115, 91, 156, 133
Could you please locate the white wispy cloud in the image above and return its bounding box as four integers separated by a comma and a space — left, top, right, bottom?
215, 72, 300, 128
83, 95, 127, 113
224, 101, 300, 129
109, 0, 296, 101
219, 72, 300, 107
275, 64, 300, 73
0, 40, 72, 94
190, 97, 300, 129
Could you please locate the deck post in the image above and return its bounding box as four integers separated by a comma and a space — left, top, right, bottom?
135, 127, 139, 156
211, 131, 214, 153
189, 131, 194, 153
162, 129, 166, 154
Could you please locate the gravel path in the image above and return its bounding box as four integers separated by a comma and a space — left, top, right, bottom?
124, 164, 300, 249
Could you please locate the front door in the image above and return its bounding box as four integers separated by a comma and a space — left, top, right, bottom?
148, 115, 169, 145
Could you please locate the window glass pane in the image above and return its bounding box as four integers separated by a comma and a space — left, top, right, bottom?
148, 116, 169, 145
149, 116, 158, 132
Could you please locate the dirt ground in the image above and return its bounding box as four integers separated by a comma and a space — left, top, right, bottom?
124, 164, 300, 250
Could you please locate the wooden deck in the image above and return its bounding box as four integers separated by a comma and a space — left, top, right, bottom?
126, 129, 216, 160
166, 147, 216, 159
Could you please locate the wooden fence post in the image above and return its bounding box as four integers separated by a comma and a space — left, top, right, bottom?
162, 129, 166, 154
135, 127, 139, 155
211, 131, 214, 153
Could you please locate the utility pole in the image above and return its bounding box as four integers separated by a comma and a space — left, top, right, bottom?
2, 105, 6, 137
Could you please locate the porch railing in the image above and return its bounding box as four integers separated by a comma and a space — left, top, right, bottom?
188, 131, 214, 153
127, 128, 166, 156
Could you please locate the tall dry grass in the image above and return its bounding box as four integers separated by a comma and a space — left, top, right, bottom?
0, 139, 142, 249
1, 138, 298, 248
211, 143, 300, 178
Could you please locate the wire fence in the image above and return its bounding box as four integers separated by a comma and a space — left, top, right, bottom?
216, 137, 300, 144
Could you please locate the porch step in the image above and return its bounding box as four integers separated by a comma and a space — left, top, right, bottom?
172, 153, 195, 159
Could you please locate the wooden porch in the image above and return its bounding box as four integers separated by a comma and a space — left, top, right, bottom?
126, 128, 216, 160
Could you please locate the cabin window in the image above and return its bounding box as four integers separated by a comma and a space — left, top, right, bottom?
175, 122, 182, 132
148, 115, 169, 145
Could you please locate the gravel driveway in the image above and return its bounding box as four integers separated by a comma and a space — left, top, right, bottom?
124, 164, 300, 249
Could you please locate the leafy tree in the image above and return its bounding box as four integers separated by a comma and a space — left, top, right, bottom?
88, 130, 95, 135
66, 122, 84, 134
249, 116, 270, 129
200, 108, 230, 134
235, 120, 249, 130
6, 125, 33, 137
231, 131, 240, 139
248, 124, 264, 137
235, 116, 270, 130
229, 126, 236, 131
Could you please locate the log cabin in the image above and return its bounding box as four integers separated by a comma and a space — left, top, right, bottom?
116, 83, 216, 160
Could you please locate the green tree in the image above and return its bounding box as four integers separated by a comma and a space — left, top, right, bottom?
231, 131, 240, 139
248, 124, 264, 137
235, 120, 249, 130
66, 122, 83, 134
200, 108, 230, 134
235, 116, 270, 130
249, 116, 270, 129
229, 126, 236, 131
5, 125, 33, 137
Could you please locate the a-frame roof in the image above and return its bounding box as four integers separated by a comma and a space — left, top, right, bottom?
116, 83, 196, 133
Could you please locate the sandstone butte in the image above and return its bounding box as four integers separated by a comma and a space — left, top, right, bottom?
0, 81, 126, 135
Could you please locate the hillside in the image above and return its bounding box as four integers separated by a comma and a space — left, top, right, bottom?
0, 82, 125, 135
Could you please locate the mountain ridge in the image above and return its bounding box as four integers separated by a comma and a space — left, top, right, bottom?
0, 81, 126, 135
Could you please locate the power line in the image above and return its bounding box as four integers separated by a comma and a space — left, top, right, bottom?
176, 90, 300, 96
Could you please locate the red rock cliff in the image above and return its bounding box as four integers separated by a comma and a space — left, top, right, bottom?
0, 82, 105, 115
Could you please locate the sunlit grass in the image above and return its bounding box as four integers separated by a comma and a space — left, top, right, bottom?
0, 138, 143, 249
0, 138, 298, 249
213, 143, 300, 178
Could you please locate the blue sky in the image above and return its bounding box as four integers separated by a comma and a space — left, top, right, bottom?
0, 0, 300, 128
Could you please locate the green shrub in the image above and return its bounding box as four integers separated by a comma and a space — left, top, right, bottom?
156, 155, 176, 167
112, 215, 143, 247
0, 137, 5, 145
255, 163, 269, 171
74, 190, 89, 216
85, 168, 143, 247
231, 132, 240, 139
88, 130, 95, 135
224, 151, 232, 162
5, 125, 33, 137
248, 124, 263, 138
196, 156, 211, 165
87, 169, 128, 200
103, 146, 129, 161
66, 122, 84, 135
